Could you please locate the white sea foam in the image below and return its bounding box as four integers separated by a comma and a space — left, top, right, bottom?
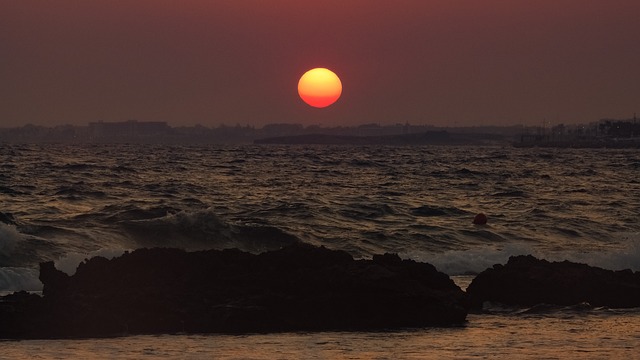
0, 224, 42, 293
0, 267, 42, 294
0, 223, 21, 257
121, 208, 233, 248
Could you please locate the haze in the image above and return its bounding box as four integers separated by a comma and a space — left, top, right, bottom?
2, 0, 639, 128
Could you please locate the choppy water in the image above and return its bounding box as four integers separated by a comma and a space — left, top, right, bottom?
1, 143, 639, 357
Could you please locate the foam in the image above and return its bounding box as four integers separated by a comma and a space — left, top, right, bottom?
0, 267, 42, 294
120, 208, 233, 248
121, 208, 299, 253
0, 223, 21, 257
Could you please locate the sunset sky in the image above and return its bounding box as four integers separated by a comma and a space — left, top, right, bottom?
2, 0, 639, 128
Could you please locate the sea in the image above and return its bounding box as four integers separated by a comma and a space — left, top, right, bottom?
1, 143, 639, 358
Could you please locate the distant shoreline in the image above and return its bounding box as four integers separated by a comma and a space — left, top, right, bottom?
253, 131, 508, 146
2, 118, 638, 147
514, 138, 640, 149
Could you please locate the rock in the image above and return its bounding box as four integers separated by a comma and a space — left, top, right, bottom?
39, 261, 70, 297
0, 243, 468, 338
0, 291, 46, 339
466, 255, 640, 309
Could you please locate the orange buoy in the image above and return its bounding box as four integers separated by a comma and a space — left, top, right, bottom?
473, 213, 487, 225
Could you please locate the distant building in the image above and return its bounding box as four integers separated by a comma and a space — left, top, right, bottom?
599, 118, 640, 138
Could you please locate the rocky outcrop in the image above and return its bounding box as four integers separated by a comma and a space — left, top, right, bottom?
467, 255, 640, 309
0, 244, 467, 338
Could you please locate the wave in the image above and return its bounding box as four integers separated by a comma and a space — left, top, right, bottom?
0, 212, 17, 225
0, 186, 25, 196
0, 208, 302, 292
1, 222, 68, 268
111, 165, 137, 173
17, 224, 83, 242
454, 168, 488, 177
349, 159, 387, 168
54, 186, 107, 199
119, 208, 300, 253
58, 163, 108, 171
0, 267, 42, 294
411, 205, 468, 217
101, 204, 182, 222
0, 223, 20, 259
337, 203, 397, 220
491, 190, 528, 198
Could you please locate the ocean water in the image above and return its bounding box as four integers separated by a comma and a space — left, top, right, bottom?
2, 310, 640, 359
1, 143, 639, 357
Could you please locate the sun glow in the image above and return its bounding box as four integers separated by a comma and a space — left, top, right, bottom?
298, 68, 342, 108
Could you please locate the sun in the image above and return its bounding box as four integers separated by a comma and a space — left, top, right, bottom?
298, 68, 342, 108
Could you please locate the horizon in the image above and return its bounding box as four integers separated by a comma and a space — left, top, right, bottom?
3, 117, 632, 131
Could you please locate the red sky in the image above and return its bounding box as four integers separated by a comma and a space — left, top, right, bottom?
2, 0, 639, 128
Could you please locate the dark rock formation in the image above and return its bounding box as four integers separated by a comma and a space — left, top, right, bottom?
0, 243, 467, 339
39, 261, 70, 297
467, 255, 640, 309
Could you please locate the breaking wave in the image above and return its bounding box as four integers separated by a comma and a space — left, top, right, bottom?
119, 208, 300, 253
0, 267, 41, 295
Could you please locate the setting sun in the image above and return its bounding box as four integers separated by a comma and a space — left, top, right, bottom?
298, 68, 342, 108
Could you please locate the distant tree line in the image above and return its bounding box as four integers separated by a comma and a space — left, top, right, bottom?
1, 117, 637, 145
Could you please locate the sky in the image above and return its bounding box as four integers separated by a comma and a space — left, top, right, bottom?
2, 0, 639, 128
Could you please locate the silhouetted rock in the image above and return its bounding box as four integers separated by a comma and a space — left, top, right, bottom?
0, 244, 467, 338
39, 261, 70, 297
467, 255, 640, 309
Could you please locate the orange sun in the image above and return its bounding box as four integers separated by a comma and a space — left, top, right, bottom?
298, 68, 342, 108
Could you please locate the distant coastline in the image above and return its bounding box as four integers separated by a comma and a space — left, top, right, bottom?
253, 131, 506, 146
514, 138, 640, 149
514, 118, 640, 148
0, 121, 520, 145
1, 118, 638, 147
